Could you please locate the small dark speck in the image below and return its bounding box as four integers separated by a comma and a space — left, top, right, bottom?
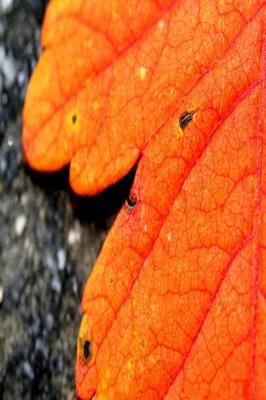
179, 111, 194, 130
72, 114, 77, 124
83, 340, 91, 360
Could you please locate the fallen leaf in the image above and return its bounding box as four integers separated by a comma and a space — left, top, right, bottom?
23, 0, 266, 399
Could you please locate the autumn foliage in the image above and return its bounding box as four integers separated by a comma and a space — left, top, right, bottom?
23, 0, 266, 399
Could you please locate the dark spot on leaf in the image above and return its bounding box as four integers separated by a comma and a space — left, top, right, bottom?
179, 111, 194, 130
83, 340, 91, 360
72, 114, 77, 124
125, 190, 138, 211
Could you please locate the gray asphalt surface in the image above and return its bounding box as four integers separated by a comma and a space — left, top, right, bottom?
0, 1, 133, 399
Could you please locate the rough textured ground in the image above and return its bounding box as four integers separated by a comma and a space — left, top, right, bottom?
0, 1, 133, 399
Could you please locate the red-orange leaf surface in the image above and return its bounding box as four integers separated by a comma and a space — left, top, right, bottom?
23, 1, 266, 399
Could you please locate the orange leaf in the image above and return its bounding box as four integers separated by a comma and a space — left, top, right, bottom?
23, 0, 266, 399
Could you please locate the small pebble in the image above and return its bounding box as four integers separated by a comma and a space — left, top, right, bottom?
22, 361, 34, 380
71, 278, 78, 295
67, 226, 81, 245
0, 156, 7, 173
14, 214, 27, 236
51, 276, 62, 294
46, 313, 54, 331
45, 254, 55, 269
0, 46, 16, 87
57, 248, 66, 270
0, 0, 13, 12
0, 285, 4, 304
7, 137, 13, 146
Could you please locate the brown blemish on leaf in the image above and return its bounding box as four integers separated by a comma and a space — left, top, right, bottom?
124, 190, 138, 212
179, 111, 195, 130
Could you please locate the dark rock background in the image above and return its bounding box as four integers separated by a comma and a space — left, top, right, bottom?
0, 1, 133, 399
